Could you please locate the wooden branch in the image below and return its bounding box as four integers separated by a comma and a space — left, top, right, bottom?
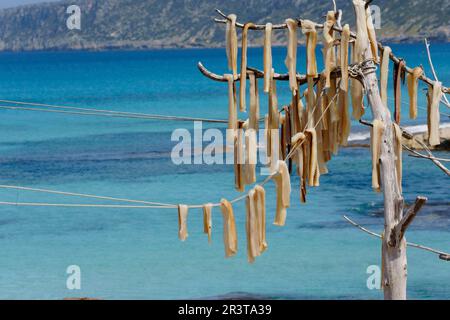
360, 120, 450, 176
441, 98, 450, 108
198, 61, 306, 83
214, 9, 287, 30
213, 9, 450, 95
197, 62, 229, 82
343, 215, 380, 237
402, 131, 450, 177
404, 144, 450, 163
395, 197, 427, 245
360, 120, 415, 141
198, 61, 366, 87
336, 10, 343, 28
343, 216, 450, 262
359, 119, 373, 127
408, 154, 450, 163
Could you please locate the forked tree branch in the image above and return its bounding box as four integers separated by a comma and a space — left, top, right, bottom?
394, 197, 427, 245
198, 61, 369, 87
404, 134, 450, 177
343, 216, 450, 261
407, 153, 450, 163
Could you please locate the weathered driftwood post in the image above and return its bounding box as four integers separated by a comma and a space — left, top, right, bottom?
352, 0, 426, 300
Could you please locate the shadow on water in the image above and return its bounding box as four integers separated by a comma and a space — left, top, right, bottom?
202, 292, 361, 300
0, 130, 233, 184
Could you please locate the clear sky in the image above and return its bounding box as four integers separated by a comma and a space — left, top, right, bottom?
0, 0, 59, 9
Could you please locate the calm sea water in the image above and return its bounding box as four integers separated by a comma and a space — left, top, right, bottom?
0, 44, 448, 300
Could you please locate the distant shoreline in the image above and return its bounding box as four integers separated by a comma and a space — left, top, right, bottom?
0, 0, 448, 53
0, 41, 448, 54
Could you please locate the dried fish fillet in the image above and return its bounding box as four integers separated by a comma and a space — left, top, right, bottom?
285, 19, 298, 94
269, 124, 280, 174
366, 7, 379, 63
226, 14, 238, 80
291, 132, 306, 146
340, 24, 350, 92
281, 106, 291, 160
371, 119, 385, 192
254, 185, 267, 253
246, 185, 268, 263
235, 122, 245, 192
240, 23, 255, 112
393, 123, 403, 194
178, 204, 189, 241
407, 67, 424, 120
351, 0, 369, 120
246, 189, 258, 263
393, 60, 406, 124
244, 129, 257, 185
203, 203, 213, 244
248, 71, 260, 130
268, 68, 279, 130
322, 11, 336, 89
224, 74, 237, 131
337, 88, 351, 146
306, 128, 320, 187
380, 46, 391, 109
220, 199, 238, 258
264, 23, 273, 93
305, 79, 316, 129
428, 82, 442, 146
301, 20, 318, 77
273, 160, 291, 227
291, 89, 302, 136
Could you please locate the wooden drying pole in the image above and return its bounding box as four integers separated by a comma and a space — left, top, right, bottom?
351, 0, 421, 300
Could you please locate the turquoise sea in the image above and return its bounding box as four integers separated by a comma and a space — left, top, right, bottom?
0, 44, 448, 299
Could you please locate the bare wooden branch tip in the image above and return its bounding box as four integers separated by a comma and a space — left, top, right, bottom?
396, 196, 427, 243
343, 215, 450, 261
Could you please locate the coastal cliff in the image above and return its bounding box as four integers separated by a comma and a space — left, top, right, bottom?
0, 0, 448, 52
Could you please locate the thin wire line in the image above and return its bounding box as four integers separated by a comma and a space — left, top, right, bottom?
0, 104, 229, 124
0, 88, 339, 210
0, 99, 160, 115
343, 215, 450, 258
0, 185, 177, 207
387, 97, 450, 118
0, 201, 173, 209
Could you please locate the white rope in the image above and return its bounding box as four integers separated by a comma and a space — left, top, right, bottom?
0, 185, 177, 208
387, 97, 450, 118
0, 87, 339, 211
0, 102, 229, 124
343, 216, 450, 259
0, 201, 173, 209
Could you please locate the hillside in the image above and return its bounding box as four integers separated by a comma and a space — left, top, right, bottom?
0, 0, 448, 51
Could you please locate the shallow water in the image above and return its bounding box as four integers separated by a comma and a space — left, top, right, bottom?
0, 44, 448, 300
